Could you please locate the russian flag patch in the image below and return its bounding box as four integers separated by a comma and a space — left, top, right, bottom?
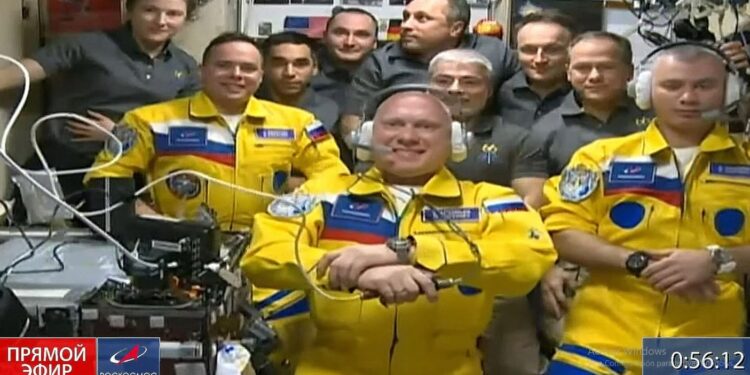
305, 121, 330, 142
484, 196, 528, 213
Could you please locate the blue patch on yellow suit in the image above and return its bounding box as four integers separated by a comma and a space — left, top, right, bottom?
106, 125, 137, 155
608, 162, 655, 184
457, 285, 482, 296
331, 197, 383, 223
560, 165, 599, 202
169, 126, 208, 146
273, 171, 288, 193
422, 207, 480, 222
255, 128, 295, 140
715, 208, 744, 236
320, 197, 396, 244
546, 361, 599, 374
609, 202, 645, 229
552, 344, 625, 375
710, 163, 750, 178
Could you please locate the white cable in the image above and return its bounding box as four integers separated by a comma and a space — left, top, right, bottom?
0, 54, 155, 268
0, 53, 359, 301
29, 113, 124, 176
27, 113, 124, 201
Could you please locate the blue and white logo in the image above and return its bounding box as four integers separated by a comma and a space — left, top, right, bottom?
98, 337, 160, 375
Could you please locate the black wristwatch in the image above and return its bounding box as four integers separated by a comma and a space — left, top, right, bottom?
386, 237, 414, 264
625, 251, 650, 277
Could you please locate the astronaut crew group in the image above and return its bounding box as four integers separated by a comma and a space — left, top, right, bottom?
85, 40, 750, 375
4, 0, 750, 373
78, 13, 750, 375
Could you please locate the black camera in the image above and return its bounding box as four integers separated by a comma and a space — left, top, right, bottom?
122, 207, 222, 291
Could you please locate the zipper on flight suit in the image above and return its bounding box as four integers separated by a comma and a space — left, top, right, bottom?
388, 193, 407, 375
228, 123, 240, 231
656, 150, 699, 337
386, 190, 417, 375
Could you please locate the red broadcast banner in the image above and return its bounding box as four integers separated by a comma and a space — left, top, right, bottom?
0, 338, 97, 375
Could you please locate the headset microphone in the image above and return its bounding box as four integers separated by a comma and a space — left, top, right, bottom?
353, 143, 394, 155
701, 109, 726, 121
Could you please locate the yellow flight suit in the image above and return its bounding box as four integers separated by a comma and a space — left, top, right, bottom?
541, 122, 749, 374
84, 91, 349, 370
241, 167, 557, 375
84, 91, 349, 231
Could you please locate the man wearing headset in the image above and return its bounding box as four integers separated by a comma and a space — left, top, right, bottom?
241, 85, 556, 374
541, 42, 750, 374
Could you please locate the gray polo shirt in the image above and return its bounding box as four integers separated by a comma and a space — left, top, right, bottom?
298, 89, 340, 131
496, 70, 571, 129
515, 91, 652, 178
33, 24, 200, 160
311, 48, 355, 106
343, 34, 520, 116
256, 86, 340, 132
448, 115, 530, 187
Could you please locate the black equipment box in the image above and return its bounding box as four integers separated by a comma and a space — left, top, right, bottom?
79, 294, 216, 375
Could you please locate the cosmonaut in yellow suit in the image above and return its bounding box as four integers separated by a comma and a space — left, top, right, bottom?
241, 87, 557, 375
83, 33, 349, 372
541, 42, 750, 374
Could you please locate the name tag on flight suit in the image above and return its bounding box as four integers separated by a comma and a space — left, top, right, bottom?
331, 197, 383, 223
255, 128, 295, 140
421, 207, 480, 222
168, 127, 208, 146
608, 162, 656, 184
710, 163, 750, 178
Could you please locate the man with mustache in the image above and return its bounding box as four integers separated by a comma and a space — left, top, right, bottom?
428, 48, 548, 375
339, 0, 519, 151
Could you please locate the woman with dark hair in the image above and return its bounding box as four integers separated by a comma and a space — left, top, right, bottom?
0, 0, 201, 207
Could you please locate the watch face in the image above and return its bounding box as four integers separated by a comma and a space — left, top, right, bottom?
627, 253, 649, 274
387, 238, 409, 251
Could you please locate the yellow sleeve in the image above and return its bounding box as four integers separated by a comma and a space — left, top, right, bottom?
540, 147, 605, 235
292, 115, 349, 179
83, 110, 155, 183
240, 194, 328, 291
410, 191, 557, 298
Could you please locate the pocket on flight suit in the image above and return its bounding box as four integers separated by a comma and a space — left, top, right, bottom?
435, 287, 486, 332
700, 176, 750, 245
701, 203, 747, 245
599, 200, 657, 248
308, 292, 363, 329
252, 139, 295, 195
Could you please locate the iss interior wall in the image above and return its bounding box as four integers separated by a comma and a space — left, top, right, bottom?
173, 0, 238, 61
242, 0, 495, 39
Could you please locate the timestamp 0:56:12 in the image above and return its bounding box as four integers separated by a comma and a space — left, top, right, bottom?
670, 351, 745, 371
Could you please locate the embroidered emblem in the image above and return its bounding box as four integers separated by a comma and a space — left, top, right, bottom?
559, 165, 599, 202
